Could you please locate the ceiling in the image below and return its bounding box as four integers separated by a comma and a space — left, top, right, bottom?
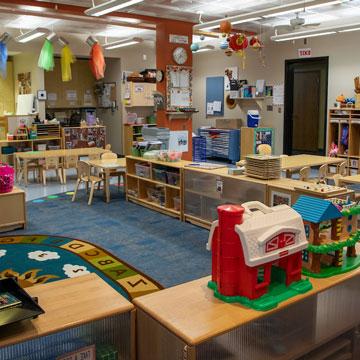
0, 0, 360, 44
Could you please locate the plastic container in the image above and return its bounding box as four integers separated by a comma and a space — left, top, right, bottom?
126, 113, 137, 124
166, 171, 180, 186
135, 163, 150, 178
192, 136, 206, 162
153, 168, 167, 183
1, 146, 16, 155
0, 163, 14, 193
37, 144, 47, 151
48, 145, 60, 150
157, 151, 182, 162
173, 197, 180, 211
247, 110, 260, 128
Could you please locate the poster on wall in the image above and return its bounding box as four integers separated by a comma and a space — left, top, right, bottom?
224, 66, 238, 91
169, 131, 189, 152
17, 72, 31, 95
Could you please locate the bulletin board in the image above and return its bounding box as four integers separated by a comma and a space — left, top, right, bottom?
166, 65, 192, 111
206, 76, 224, 117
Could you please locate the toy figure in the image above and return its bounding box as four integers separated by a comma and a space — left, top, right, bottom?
328, 142, 338, 157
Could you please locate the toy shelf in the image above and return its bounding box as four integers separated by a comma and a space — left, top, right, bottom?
123, 123, 157, 156
125, 156, 183, 219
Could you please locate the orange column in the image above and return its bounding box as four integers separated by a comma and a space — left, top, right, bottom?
156, 19, 194, 160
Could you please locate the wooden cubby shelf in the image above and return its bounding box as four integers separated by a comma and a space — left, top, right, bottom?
328, 108, 360, 175
125, 156, 183, 219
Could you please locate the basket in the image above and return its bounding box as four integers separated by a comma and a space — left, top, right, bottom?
0, 163, 14, 193
166, 171, 180, 186
135, 163, 150, 178
153, 168, 167, 183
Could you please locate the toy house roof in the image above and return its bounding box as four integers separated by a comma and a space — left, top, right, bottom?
235, 204, 308, 267
292, 196, 342, 224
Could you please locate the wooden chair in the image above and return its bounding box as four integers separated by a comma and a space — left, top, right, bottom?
72, 161, 103, 205
308, 164, 328, 184
42, 157, 63, 185
16, 158, 42, 184
326, 161, 347, 183
62, 155, 78, 184
299, 166, 311, 182
100, 152, 126, 189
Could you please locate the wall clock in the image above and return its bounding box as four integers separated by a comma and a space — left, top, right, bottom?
156, 70, 164, 83
172, 47, 188, 65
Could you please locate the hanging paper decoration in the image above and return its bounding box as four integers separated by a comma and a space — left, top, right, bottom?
249, 36, 263, 50
89, 43, 106, 80
61, 45, 76, 82
229, 33, 248, 52
38, 39, 55, 72
0, 41, 8, 79
220, 20, 232, 36
190, 43, 200, 52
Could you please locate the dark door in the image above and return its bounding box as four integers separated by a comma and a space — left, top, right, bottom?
284, 57, 328, 155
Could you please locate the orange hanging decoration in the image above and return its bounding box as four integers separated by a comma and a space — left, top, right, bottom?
89, 43, 106, 80
220, 20, 232, 35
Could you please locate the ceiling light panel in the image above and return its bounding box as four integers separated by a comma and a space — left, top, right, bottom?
85, 0, 145, 17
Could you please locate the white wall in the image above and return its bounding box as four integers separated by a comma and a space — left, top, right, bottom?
192, 31, 360, 155
9, 36, 155, 153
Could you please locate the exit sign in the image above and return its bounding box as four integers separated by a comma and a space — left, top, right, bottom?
298, 48, 312, 58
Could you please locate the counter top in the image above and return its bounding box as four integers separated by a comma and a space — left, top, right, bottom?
134, 269, 360, 346
0, 274, 133, 348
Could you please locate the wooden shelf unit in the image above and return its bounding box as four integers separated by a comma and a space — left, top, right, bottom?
123, 123, 157, 156
126, 156, 183, 219
0, 124, 62, 165
328, 108, 360, 175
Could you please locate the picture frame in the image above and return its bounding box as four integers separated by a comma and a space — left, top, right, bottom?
269, 189, 292, 207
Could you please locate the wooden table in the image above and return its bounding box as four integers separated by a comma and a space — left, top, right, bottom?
0, 187, 26, 232
338, 174, 360, 185
0, 274, 135, 360
281, 155, 343, 177
88, 158, 126, 203
134, 270, 360, 359
15, 147, 108, 185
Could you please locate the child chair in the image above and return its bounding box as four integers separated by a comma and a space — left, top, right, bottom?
100, 152, 125, 190
299, 166, 311, 182
72, 161, 103, 205
62, 155, 78, 184
42, 157, 63, 185
326, 161, 347, 183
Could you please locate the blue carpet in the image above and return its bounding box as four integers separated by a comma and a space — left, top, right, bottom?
6, 189, 211, 288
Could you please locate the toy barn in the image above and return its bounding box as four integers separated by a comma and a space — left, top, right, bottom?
207, 202, 310, 307
292, 196, 360, 276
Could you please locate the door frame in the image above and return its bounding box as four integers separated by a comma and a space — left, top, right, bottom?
284, 56, 329, 155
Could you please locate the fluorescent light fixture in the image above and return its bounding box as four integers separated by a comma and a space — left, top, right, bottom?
16, 28, 48, 43
272, 31, 336, 41
195, 45, 215, 53
85, 0, 144, 17
103, 37, 143, 50
339, 27, 360, 33
231, 17, 261, 25
194, 0, 351, 31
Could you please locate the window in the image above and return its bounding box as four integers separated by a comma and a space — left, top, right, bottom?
302, 250, 309, 263
347, 225, 352, 233
257, 267, 265, 284
305, 225, 310, 239
348, 215, 353, 221
265, 232, 296, 253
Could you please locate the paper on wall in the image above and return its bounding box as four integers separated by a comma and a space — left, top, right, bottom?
66, 90, 77, 101
169, 131, 189, 152
170, 89, 190, 108
273, 84, 284, 106
207, 102, 214, 115
48, 93, 57, 102
213, 101, 222, 112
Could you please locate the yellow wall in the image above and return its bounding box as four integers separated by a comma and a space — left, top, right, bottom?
0, 61, 15, 115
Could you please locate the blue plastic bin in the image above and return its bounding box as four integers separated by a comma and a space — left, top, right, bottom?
247, 111, 260, 128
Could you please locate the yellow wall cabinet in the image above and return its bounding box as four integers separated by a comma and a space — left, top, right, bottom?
125, 82, 155, 107
0, 61, 15, 116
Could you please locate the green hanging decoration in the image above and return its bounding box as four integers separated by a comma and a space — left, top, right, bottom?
38, 39, 55, 72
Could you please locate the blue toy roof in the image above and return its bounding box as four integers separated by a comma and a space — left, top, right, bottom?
292, 195, 342, 224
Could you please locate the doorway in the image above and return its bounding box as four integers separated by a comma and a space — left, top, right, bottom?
284, 57, 329, 155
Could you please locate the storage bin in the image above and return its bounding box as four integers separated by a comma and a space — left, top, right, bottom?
166, 171, 180, 186
153, 168, 167, 183
37, 144, 47, 151
48, 145, 60, 150
1, 146, 16, 155
0, 163, 14, 193
135, 163, 150, 178
247, 110, 260, 128
147, 187, 165, 206
173, 197, 180, 211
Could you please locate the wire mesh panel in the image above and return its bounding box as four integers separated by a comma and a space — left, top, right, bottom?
1, 313, 131, 360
